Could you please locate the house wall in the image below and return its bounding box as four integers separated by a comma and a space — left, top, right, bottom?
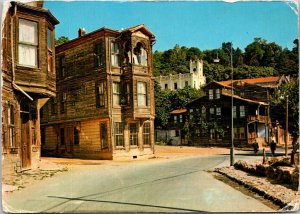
155, 60, 205, 90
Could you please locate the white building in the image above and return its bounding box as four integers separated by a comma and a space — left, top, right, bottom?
155, 60, 206, 90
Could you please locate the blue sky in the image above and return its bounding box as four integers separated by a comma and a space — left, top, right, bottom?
44, 1, 298, 51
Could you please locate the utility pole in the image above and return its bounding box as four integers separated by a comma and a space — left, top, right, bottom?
285, 95, 288, 156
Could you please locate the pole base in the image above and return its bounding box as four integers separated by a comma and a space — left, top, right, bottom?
230, 147, 235, 166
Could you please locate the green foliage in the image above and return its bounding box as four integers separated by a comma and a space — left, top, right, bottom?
270, 78, 299, 139
154, 82, 203, 128
154, 38, 298, 82
55, 36, 69, 46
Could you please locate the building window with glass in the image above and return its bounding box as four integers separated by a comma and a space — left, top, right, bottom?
96, 82, 105, 108
233, 106, 237, 118
60, 92, 67, 113
47, 28, 53, 72
114, 122, 124, 147
179, 115, 183, 123
143, 123, 150, 145
216, 107, 221, 116
240, 106, 245, 117
174, 115, 177, 123
233, 128, 238, 139
95, 43, 103, 67
18, 19, 38, 67
216, 89, 220, 99
133, 42, 147, 66
209, 89, 214, 100
111, 42, 120, 66
137, 82, 147, 106
59, 55, 65, 78
113, 82, 121, 106
129, 123, 138, 146
210, 129, 215, 139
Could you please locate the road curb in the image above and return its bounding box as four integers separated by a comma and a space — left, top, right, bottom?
214, 167, 300, 211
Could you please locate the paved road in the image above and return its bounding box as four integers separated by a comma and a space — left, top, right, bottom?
4, 154, 275, 212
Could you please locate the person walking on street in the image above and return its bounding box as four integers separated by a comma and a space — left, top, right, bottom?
270, 140, 277, 156
253, 139, 259, 155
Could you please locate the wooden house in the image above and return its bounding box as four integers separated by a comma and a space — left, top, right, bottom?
40, 24, 156, 160
2, 1, 59, 174
184, 80, 270, 147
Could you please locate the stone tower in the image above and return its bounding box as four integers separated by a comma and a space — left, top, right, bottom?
190, 59, 206, 89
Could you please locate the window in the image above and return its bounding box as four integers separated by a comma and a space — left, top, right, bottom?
240, 127, 245, 139
18, 19, 38, 67
174, 83, 178, 90
216, 89, 220, 99
51, 98, 57, 114
59, 56, 65, 78
240, 106, 245, 118
96, 82, 105, 108
8, 104, 15, 147
210, 107, 215, 115
216, 107, 221, 116
185, 81, 189, 87
111, 42, 120, 66
174, 115, 177, 123
133, 42, 147, 66
114, 122, 124, 147
165, 84, 168, 89
209, 89, 214, 100
210, 129, 215, 139
47, 28, 53, 72
129, 123, 138, 146
95, 43, 103, 67
233, 128, 239, 139
233, 106, 237, 118
137, 82, 147, 106
60, 92, 67, 113
100, 123, 108, 149
189, 109, 193, 120
74, 128, 79, 145
201, 106, 206, 118
143, 123, 150, 145
113, 82, 121, 106
179, 115, 183, 123
60, 128, 65, 145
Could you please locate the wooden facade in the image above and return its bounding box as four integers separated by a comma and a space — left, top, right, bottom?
41, 24, 156, 160
180, 81, 270, 147
2, 1, 59, 174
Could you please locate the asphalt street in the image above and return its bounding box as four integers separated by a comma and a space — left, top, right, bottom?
3, 153, 275, 213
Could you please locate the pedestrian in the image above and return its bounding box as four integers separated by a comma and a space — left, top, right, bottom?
270, 140, 276, 156
253, 139, 259, 155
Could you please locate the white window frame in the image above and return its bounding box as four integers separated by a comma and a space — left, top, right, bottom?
209, 89, 214, 100
129, 123, 138, 146
137, 82, 147, 106
114, 122, 124, 147
240, 106, 245, 118
113, 82, 121, 106
18, 19, 38, 67
111, 42, 120, 66
143, 123, 150, 145
216, 107, 221, 116
216, 89, 220, 99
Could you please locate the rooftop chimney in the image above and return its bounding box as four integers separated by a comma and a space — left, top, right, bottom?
78, 28, 86, 37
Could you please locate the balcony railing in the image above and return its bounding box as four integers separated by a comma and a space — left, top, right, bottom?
248, 115, 268, 123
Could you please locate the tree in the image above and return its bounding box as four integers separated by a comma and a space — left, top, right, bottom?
270, 78, 299, 141
55, 36, 69, 46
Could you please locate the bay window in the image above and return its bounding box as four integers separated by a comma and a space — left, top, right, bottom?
111, 42, 120, 66
18, 19, 38, 67
137, 82, 147, 106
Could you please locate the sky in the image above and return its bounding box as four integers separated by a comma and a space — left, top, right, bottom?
44, 1, 299, 52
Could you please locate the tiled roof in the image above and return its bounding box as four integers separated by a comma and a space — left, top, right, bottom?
170, 109, 187, 114
222, 92, 268, 106
219, 76, 279, 86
